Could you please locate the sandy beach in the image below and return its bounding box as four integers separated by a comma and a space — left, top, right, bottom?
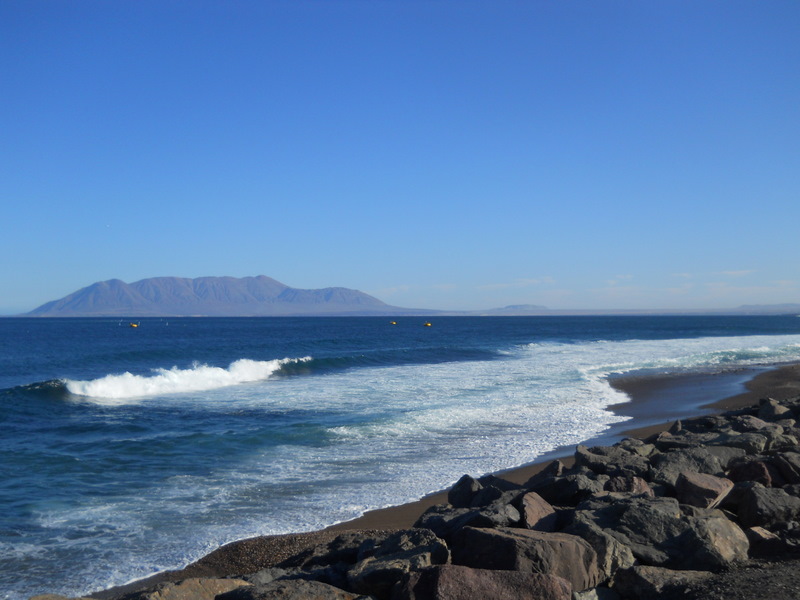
91, 362, 800, 598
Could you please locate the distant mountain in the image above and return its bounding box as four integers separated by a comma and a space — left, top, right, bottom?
27, 276, 427, 317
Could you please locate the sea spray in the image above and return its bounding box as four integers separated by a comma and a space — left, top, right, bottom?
64, 357, 312, 399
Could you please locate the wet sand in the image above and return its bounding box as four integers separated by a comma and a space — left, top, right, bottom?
92, 362, 800, 598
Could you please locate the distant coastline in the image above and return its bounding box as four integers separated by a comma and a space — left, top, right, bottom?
19, 274, 800, 318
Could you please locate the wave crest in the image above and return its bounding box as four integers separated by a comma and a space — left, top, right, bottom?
64, 357, 311, 399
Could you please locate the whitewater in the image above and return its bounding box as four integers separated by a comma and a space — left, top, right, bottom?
3, 315, 800, 599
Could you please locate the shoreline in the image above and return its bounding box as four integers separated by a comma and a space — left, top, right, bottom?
91, 362, 800, 599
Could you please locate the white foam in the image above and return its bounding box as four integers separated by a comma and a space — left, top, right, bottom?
64, 357, 311, 400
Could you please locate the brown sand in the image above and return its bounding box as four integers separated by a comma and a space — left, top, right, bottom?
92, 363, 800, 599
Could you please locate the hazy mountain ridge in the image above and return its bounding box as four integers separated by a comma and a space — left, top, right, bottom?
27, 276, 424, 317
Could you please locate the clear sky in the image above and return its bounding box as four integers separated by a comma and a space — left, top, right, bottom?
2, 1, 799, 314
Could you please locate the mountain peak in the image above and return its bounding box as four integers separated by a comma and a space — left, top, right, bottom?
27, 276, 417, 317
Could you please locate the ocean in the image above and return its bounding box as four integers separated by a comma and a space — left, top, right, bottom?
4, 315, 800, 599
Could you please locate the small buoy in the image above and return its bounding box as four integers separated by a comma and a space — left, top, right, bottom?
423, 321, 432, 327
390, 321, 397, 325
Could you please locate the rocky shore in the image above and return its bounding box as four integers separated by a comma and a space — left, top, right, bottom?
37, 387, 800, 600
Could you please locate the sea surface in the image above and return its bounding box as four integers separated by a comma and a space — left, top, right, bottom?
4, 315, 800, 598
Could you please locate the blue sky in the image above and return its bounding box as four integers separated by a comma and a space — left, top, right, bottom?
2, 1, 799, 313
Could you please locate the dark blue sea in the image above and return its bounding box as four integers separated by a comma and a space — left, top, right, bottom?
4, 315, 800, 599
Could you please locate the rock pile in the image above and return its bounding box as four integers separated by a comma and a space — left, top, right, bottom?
37, 397, 800, 600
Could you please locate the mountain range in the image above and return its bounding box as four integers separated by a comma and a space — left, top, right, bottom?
27, 276, 426, 317
23, 276, 800, 317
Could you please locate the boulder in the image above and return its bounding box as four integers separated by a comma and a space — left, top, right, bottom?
737, 484, 800, 528
603, 476, 653, 498
649, 448, 723, 488
678, 514, 750, 569
727, 459, 785, 487
450, 526, 601, 592
529, 471, 609, 506
393, 565, 572, 600
217, 579, 365, 600
120, 578, 250, 600
519, 492, 557, 531
709, 432, 768, 455
278, 531, 390, 570
771, 452, 800, 484
560, 520, 636, 583
675, 472, 733, 509
571, 496, 684, 567
651, 431, 720, 452
611, 565, 712, 599
571, 494, 746, 571
447, 475, 481, 508
730, 414, 772, 432
758, 399, 792, 421
347, 529, 449, 599
574, 445, 650, 478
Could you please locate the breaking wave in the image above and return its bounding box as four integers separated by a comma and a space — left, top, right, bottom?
64, 357, 312, 399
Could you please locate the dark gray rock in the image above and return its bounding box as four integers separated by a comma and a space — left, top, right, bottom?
611, 565, 712, 600
217, 579, 367, 600
649, 448, 724, 488
347, 529, 448, 599
520, 491, 558, 531
450, 526, 602, 592
675, 472, 734, 509
393, 565, 573, 600
574, 444, 651, 478
758, 399, 792, 421
561, 520, 636, 583
123, 578, 250, 600
447, 475, 481, 509
737, 484, 800, 528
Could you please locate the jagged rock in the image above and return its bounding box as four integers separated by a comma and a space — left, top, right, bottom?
731, 414, 772, 432
571, 496, 684, 567
771, 452, 800, 484
217, 579, 366, 600
611, 565, 712, 599
649, 448, 723, 488
447, 475, 482, 508
709, 432, 768, 455
393, 565, 572, 600
278, 531, 391, 570
30, 596, 93, 600
604, 476, 653, 498
728, 459, 785, 487
680, 514, 749, 569
574, 445, 650, 478
125, 578, 250, 600
737, 483, 800, 528
523, 459, 565, 488
766, 433, 799, 451
529, 471, 609, 506
675, 472, 733, 509
652, 431, 721, 452
520, 492, 557, 531
347, 529, 449, 599
571, 495, 747, 570
702, 445, 746, 469
759, 399, 792, 421
477, 474, 521, 492
573, 588, 621, 600
561, 520, 636, 583
245, 568, 291, 585
449, 526, 601, 592
615, 438, 657, 459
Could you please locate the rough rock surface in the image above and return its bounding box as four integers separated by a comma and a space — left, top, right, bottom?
394, 565, 572, 600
